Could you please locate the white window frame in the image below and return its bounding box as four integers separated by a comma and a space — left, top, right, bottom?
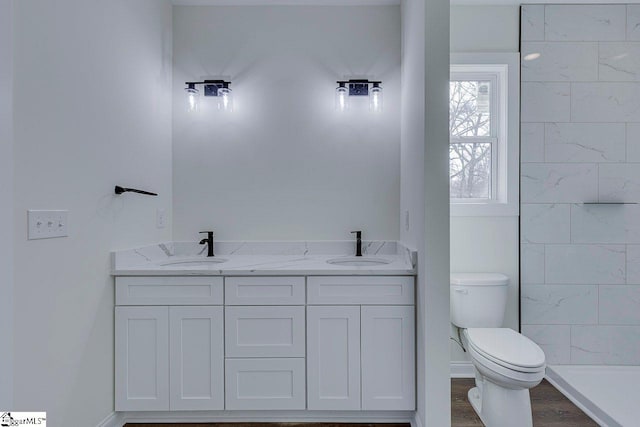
450, 53, 520, 217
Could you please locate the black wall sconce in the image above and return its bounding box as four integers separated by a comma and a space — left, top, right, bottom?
335, 79, 383, 112
185, 80, 233, 113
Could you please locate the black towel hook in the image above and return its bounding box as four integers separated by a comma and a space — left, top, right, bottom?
114, 186, 158, 196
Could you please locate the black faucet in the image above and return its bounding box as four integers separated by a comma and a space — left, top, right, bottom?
199, 231, 215, 257
351, 230, 362, 257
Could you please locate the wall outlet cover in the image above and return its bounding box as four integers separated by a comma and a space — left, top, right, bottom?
156, 208, 166, 229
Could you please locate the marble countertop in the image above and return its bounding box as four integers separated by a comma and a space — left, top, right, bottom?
112, 241, 416, 276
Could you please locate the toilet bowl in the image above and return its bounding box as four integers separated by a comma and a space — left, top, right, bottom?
451, 273, 546, 427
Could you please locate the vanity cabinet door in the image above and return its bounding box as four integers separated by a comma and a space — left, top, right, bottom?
169, 306, 224, 410
307, 306, 361, 410
361, 305, 415, 410
115, 306, 169, 411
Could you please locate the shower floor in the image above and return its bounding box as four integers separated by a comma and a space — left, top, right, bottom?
548, 365, 640, 427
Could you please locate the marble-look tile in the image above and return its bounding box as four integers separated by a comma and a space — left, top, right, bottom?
571, 203, 640, 244
545, 5, 626, 42
572, 83, 640, 122
546, 244, 626, 284
521, 5, 545, 42
571, 325, 640, 365
521, 244, 545, 284
522, 42, 598, 82
627, 5, 640, 41
626, 245, 640, 284
521, 163, 597, 203
521, 123, 545, 163
545, 123, 625, 163
599, 43, 640, 81
522, 324, 571, 364
599, 285, 640, 325
397, 242, 417, 267
627, 123, 640, 162
521, 83, 570, 123
521, 204, 570, 244
599, 164, 640, 203
521, 285, 598, 325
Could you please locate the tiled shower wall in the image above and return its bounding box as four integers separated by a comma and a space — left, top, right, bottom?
520, 4, 640, 365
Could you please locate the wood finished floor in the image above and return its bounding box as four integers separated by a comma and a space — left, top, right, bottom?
125, 379, 598, 427
452, 379, 598, 427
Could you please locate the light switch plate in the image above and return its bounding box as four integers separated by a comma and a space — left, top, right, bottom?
28, 210, 69, 240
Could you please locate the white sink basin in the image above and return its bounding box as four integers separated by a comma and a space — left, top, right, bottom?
326, 257, 392, 267
160, 258, 228, 267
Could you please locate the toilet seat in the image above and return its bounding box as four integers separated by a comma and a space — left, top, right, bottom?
464, 328, 545, 373
468, 344, 545, 386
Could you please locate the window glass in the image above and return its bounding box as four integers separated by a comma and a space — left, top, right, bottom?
449, 80, 491, 137
449, 142, 492, 199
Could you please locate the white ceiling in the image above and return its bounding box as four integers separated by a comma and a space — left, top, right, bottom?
171, 0, 400, 5
452, 0, 640, 4
172, 0, 640, 5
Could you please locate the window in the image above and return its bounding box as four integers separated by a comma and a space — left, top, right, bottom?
449, 78, 495, 200
450, 53, 519, 217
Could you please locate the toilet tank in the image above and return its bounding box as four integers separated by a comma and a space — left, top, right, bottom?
450, 273, 509, 328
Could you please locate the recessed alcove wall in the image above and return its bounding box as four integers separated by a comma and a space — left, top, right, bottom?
172, 5, 401, 241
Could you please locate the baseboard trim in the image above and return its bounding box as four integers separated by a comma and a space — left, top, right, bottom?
450, 361, 474, 378
117, 410, 415, 425
411, 412, 423, 427
96, 412, 123, 427
545, 367, 618, 427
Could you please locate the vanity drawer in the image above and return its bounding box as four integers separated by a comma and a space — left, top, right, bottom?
225, 358, 306, 410
116, 277, 223, 306
225, 306, 305, 358
307, 276, 414, 305
225, 276, 305, 305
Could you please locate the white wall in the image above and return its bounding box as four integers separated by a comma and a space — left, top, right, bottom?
0, 0, 14, 408
400, 1, 426, 420
450, 6, 520, 53
172, 5, 401, 241
449, 5, 521, 364
401, 0, 450, 425
11, 1, 173, 425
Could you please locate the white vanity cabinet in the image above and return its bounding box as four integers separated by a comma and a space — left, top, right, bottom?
306, 276, 415, 411
115, 277, 225, 411
115, 274, 415, 413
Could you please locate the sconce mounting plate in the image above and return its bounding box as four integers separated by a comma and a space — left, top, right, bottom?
349, 83, 369, 96
204, 84, 222, 97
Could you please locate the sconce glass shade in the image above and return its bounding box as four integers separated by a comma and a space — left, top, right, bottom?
335, 84, 348, 112
185, 85, 199, 113
370, 83, 383, 113
218, 86, 233, 112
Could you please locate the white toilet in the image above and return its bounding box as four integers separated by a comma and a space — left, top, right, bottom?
451, 273, 546, 427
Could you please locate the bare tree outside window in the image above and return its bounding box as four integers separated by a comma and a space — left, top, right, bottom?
449, 80, 492, 199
